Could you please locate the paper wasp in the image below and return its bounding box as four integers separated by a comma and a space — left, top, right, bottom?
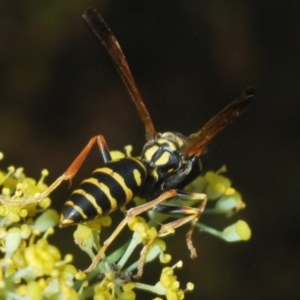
0, 7, 255, 276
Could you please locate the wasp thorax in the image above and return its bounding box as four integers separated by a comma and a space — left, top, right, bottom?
141, 132, 187, 181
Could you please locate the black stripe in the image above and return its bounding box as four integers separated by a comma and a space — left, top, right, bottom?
105, 158, 146, 191
69, 192, 98, 218
60, 201, 89, 224
81, 176, 124, 213
61, 158, 147, 224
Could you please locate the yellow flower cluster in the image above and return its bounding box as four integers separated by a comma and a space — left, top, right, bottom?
0, 154, 83, 299
183, 166, 252, 242
0, 148, 252, 299
128, 216, 158, 243
185, 165, 246, 216
128, 216, 171, 266
0, 162, 51, 225
134, 261, 193, 300
92, 268, 136, 300
159, 267, 185, 300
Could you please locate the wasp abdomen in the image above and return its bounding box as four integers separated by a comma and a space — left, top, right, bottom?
59, 157, 147, 227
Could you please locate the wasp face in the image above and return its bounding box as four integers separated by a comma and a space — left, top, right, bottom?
141, 132, 191, 182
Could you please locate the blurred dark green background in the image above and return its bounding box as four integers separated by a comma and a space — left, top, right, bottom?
1, 0, 299, 299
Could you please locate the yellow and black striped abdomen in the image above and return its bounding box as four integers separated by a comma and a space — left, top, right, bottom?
60, 157, 147, 226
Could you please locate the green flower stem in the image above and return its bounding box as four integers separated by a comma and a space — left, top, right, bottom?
117, 235, 140, 269
107, 240, 130, 262
196, 222, 222, 238
134, 282, 164, 295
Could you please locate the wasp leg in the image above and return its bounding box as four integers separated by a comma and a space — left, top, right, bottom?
153, 190, 207, 259
132, 191, 206, 279
134, 239, 154, 279
0, 135, 111, 206
83, 189, 178, 274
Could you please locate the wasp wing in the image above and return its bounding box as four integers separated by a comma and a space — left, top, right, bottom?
184, 87, 256, 158
83, 8, 156, 140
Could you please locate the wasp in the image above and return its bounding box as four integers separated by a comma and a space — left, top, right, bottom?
0, 7, 255, 277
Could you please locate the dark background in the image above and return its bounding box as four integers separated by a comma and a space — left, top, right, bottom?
1, 0, 299, 299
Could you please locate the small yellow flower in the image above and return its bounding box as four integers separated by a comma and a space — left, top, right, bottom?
119, 290, 136, 300
24, 239, 61, 277
128, 216, 158, 242
73, 224, 95, 255
119, 283, 136, 300
214, 192, 246, 215
204, 170, 232, 200
24, 281, 43, 300
221, 220, 252, 242
20, 224, 32, 239
157, 266, 186, 300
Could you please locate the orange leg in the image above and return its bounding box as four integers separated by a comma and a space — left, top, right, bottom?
84, 189, 207, 278
134, 191, 207, 278
0, 135, 111, 205
134, 239, 154, 279
154, 191, 207, 258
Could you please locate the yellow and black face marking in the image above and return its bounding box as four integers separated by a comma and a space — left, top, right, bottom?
142, 133, 186, 177
0, 8, 255, 277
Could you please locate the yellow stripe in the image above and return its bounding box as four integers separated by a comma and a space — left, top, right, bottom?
74, 187, 105, 215
64, 199, 88, 219
150, 169, 158, 180
157, 138, 177, 151
175, 136, 184, 148
133, 169, 143, 186
82, 177, 118, 211
93, 167, 113, 175
95, 167, 133, 203
128, 157, 145, 170
112, 172, 133, 202
144, 145, 159, 161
